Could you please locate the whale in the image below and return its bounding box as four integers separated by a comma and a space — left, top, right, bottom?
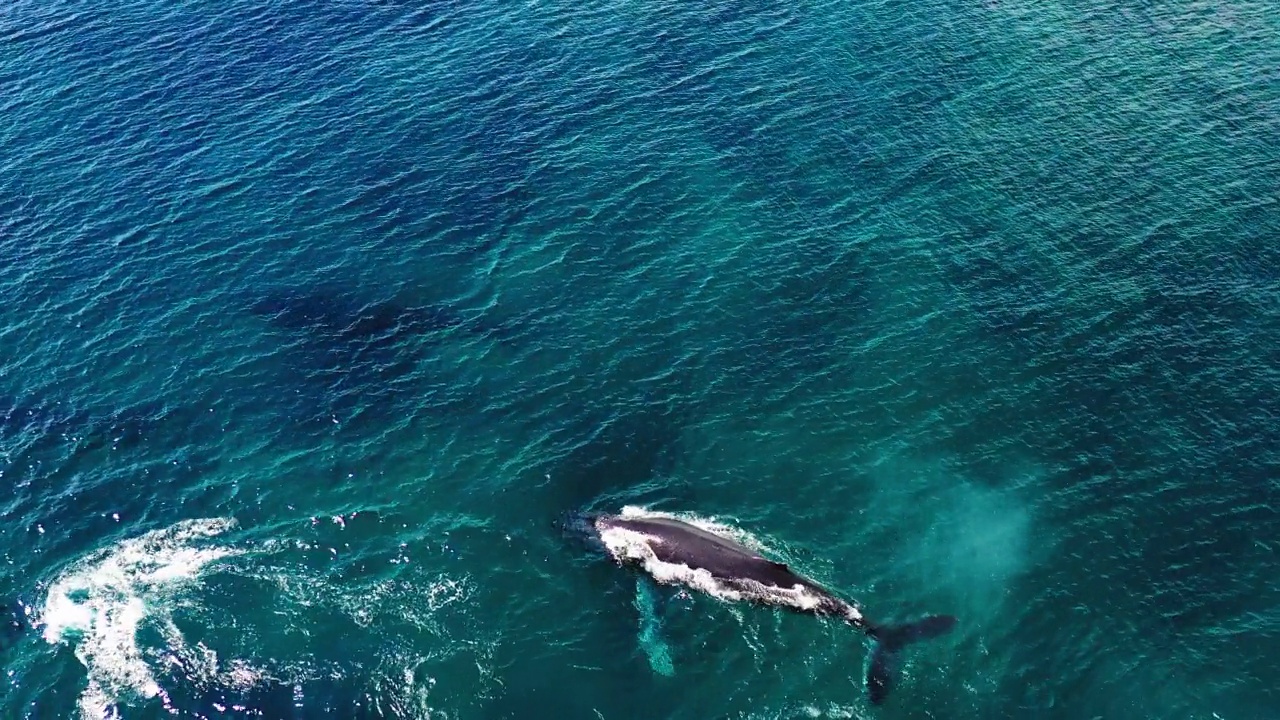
567, 508, 957, 705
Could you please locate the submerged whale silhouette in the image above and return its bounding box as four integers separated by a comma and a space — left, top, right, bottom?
569, 509, 957, 705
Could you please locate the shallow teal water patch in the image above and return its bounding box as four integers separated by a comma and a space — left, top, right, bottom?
633, 578, 676, 678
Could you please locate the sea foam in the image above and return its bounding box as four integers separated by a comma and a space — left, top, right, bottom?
39, 518, 241, 719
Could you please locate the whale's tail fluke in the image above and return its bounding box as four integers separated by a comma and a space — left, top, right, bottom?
865, 615, 957, 704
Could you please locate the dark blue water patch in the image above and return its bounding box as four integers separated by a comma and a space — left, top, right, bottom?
20, 0, 419, 115
538, 403, 693, 518
682, 239, 877, 405
2, 1, 516, 297
0, 394, 231, 458
759, 245, 873, 364
249, 287, 472, 345
4, 638, 88, 719
322, 161, 511, 271
635, 2, 978, 223
0, 599, 26, 654
479, 665, 676, 720
0, 190, 39, 245
0, 397, 209, 499
151, 676, 382, 720
243, 283, 513, 430
0, 396, 75, 440
0, 393, 230, 561
0, 187, 69, 300
995, 530, 1278, 718
1020, 446, 1273, 707
617, 6, 830, 207
928, 161, 1280, 709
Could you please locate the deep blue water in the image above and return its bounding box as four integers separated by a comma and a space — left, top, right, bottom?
2, 0, 1279, 718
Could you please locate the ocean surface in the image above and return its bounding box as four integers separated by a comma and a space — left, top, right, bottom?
2, 0, 1278, 718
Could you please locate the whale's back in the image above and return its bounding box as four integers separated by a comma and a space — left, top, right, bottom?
594, 514, 849, 616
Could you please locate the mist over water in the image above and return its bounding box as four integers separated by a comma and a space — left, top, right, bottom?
3, 0, 1278, 718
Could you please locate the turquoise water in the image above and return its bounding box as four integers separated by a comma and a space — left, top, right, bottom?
3, 0, 1278, 717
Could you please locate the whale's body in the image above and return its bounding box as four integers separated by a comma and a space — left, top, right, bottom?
578, 509, 957, 705
594, 514, 866, 623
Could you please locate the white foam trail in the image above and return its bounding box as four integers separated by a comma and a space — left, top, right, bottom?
39, 518, 241, 719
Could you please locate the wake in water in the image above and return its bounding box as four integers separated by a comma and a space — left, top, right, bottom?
35, 517, 486, 719
39, 518, 246, 719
